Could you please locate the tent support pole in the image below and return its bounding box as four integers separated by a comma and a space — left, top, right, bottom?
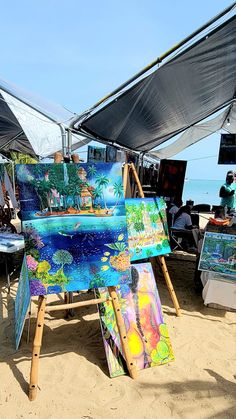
58, 124, 67, 159
67, 129, 72, 158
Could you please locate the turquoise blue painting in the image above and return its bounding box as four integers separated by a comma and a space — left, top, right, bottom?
16, 163, 131, 295
15, 255, 30, 349
125, 198, 171, 261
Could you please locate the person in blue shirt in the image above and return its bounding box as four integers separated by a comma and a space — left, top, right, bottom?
219, 171, 235, 212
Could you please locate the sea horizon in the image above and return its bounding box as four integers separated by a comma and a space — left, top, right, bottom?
182, 178, 225, 207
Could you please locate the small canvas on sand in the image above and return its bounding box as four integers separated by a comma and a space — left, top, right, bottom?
125, 198, 171, 261
16, 163, 131, 295
97, 262, 174, 377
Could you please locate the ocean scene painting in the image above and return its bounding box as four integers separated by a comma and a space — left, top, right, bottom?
16, 163, 131, 295
199, 232, 236, 278
97, 262, 174, 377
125, 198, 171, 261
15, 256, 31, 349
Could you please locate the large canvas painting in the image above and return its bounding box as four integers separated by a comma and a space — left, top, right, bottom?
15, 256, 31, 349
125, 198, 171, 261
97, 262, 174, 377
16, 163, 131, 295
199, 232, 236, 278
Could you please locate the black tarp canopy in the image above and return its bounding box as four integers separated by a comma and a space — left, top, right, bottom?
76, 15, 236, 153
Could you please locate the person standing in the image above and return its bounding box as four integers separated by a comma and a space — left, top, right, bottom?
219, 171, 235, 213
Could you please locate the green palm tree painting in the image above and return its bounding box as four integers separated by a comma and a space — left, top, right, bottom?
16, 162, 130, 295
125, 198, 171, 261
199, 232, 236, 277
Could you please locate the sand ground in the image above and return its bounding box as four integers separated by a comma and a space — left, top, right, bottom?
0, 248, 236, 419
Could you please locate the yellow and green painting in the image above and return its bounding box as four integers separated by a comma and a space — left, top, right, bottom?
16, 163, 131, 295
125, 198, 171, 261
97, 262, 174, 377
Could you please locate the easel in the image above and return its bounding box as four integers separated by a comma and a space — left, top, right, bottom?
123, 162, 181, 317
28, 154, 137, 401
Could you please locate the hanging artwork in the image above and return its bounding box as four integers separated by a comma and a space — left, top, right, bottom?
88, 146, 106, 162
125, 197, 171, 261
106, 146, 117, 163
199, 232, 236, 278
97, 262, 174, 377
16, 163, 131, 295
15, 256, 31, 349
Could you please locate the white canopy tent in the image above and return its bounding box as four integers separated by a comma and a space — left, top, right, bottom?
0, 77, 91, 158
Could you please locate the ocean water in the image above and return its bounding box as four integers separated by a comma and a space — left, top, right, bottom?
182, 179, 223, 207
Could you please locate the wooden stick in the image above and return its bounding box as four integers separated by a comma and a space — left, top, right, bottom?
130, 162, 144, 198
71, 153, 80, 163
29, 296, 46, 401
158, 256, 181, 317
123, 163, 129, 197
46, 297, 111, 312
54, 152, 63, 163
108, 286, 137, 379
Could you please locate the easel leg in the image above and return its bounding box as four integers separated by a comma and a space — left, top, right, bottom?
108, 286, 137, 379
26, 300, 32, 344
4, 254, 11, 294
29, 295, 46, 401
158, 256, 181, 317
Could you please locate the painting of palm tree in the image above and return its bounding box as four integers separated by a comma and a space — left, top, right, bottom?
199, 232, 236, 277
16, 162, 130, 295
95, 174, 110, 210
125, 197, 171, 261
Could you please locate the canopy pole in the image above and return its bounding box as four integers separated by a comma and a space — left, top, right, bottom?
69, 2, 236, 129
58, 124, 67, 158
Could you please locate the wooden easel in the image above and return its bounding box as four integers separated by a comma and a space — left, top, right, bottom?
123, 162, 181, 317
28, 154, 137, 401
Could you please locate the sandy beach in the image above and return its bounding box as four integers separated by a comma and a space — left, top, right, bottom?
1, 249, 235, 419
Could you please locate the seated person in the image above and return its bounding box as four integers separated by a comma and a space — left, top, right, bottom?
172, 205, 197, 251
173, 205, 193, 230
169, 198, 183, 218
167, 198, 183, 230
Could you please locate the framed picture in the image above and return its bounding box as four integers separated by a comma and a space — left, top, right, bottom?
87, 146, 106, 162
199, 232, 236, 278
218, 134, 236, 164
156, 159, 187, 199
106, 145, 117, 162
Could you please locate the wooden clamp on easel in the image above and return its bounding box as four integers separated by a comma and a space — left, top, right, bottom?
123, 162, 181, 317
28, 154, 137, 401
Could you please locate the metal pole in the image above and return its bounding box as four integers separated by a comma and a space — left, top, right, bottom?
58, 124, 67, 159
67, 129, 72, 158
69, 2, 236, 128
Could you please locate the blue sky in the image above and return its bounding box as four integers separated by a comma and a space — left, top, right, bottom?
0, 0, 235, 179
